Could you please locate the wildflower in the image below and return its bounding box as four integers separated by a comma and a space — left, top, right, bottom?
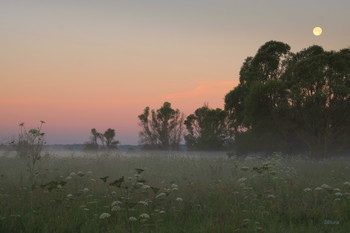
66, 176, 72, 180
156, 193, 166, 199
159, 210, 166, 214
136, 182, 144, 187
111, 191, 116, 195
303, 188, 312, 192
67, 194, 73, 198
69, 172, 76, 177
139, 213, 150, 219
343, 181, 350, 187
335, 192, 343, 197
243, 218, 250, 224
87, 171, 92, 175
111, 205, 121, 211
83, 188, 89, 193
315, 187, 323, 191
99, 213, 111, 219
241, 166, 249, 171
176, 197, 183, 202
111, 201, 122, 206
171, 184, 178, 189
129, 217, 137, 222
138, 201, 148, 206
142, 184, 150, 190
334, 198, 341, 202
77, 171, 84, 177
321, 184, 331, 189
90, 178, 96, 182
238, 177, 247, 183
267, 194, 275, 199
83, 208, 89, 211
333, 188, 341, 192
57, 185, 62, 189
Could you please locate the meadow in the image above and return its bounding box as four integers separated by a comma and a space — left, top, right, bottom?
0, 150, 350, 233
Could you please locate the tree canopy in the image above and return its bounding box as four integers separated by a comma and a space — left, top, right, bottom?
225, 41, 350, 157
138, 102, 184, 150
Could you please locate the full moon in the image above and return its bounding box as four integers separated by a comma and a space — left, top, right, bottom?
313, 27, 323, 36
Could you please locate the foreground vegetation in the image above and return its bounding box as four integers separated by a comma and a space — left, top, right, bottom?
0, 151, 350, 233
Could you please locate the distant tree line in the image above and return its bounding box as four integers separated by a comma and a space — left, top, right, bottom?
138, 41, 350, 157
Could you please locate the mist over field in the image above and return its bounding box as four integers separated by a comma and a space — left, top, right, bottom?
1, 149, 350, 233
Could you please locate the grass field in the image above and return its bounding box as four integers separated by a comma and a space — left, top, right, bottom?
0, 150, 350, 233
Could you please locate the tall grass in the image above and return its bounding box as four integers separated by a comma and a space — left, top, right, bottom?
0, 151, 349, 232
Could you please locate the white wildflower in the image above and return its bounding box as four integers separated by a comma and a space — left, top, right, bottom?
335, 192, 343, 197
99, 213, 111, 219
176, 197, 183, 202
69, 172, 76, 177
67, 194, 73, 198
138, 201, 148, 206
83, 188, 89, 193
267, 194, 275, 199
111, 201, 122, 206
142, 185, 150, 190
303, 188, 312, 192
171, 184, 178, 189
343, 181, 350, 187
238, 177, 247, 183
66, 176, 72, 180
321, 184, 331, 189
128, 217, 137, 222
241, 166, 249, 171
333, 188, 341, 192
139, 213, 150, 219
159, 210, 166, 214
111, 205, 121, 211
90, 178, 96, 182
156, 193, 166, 199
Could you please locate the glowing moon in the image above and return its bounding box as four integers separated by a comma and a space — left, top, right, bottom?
313, 27, 322, 36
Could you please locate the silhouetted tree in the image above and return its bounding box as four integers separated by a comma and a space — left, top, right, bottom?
225, 41, 350, 157
103, 128, 119, 150
84, 128, 119, 150
184, 105, 227, 150
138, 102, 184, 150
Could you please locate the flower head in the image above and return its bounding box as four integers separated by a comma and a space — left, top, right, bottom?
139, 213, 150, 219
99, 213, 111, 219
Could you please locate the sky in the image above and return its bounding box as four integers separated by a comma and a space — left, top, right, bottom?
1, 0, 349, 145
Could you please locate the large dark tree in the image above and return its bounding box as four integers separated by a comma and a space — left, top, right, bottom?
280, 46, 350, 156
138, 102, 184, 150
225, 41, 292, 154
184, 105, 227, 150
225, 41, 350, 157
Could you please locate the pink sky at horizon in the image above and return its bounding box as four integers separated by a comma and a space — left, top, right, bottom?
1, 80, 238, 144
1, 0, 349, 144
